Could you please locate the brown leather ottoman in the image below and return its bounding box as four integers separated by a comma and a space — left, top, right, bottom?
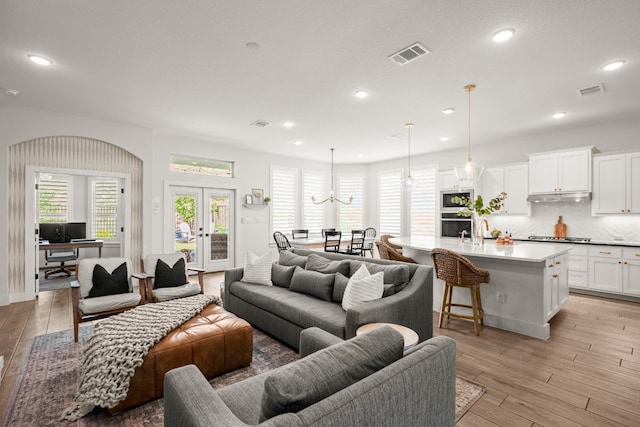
108, 303, 253, 413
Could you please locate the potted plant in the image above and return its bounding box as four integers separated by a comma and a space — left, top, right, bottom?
452, 192, 507, 244
263, 196, 271, 205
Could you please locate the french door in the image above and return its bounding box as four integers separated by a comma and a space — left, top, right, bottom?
169, 186, 235, 272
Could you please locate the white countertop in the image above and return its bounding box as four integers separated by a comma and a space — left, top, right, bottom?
390, 236, 571, 262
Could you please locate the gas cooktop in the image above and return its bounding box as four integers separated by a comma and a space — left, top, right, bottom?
527, 235, 592, 243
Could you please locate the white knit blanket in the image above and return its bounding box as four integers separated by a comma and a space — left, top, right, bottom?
62, 294, 220, 420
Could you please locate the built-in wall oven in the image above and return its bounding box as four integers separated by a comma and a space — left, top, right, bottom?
440, 190, 473, 238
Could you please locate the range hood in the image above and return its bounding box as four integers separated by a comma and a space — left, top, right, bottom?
526, 192, 592, 203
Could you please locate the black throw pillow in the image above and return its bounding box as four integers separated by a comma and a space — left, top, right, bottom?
154, 258, 187, 289
88, 262, 130, 298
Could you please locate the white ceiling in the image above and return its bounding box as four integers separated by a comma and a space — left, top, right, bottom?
1, 1, 639, 164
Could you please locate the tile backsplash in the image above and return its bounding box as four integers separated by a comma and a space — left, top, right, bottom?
487, 202, 640, 242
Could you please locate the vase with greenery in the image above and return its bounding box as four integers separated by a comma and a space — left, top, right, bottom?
263, 196, 271, 205
452, 192, 507, 245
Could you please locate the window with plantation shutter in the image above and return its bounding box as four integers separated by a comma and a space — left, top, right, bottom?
378, 170, 402, 235
38, 175, 69, 223
90, 178, 119, 239
338, 173, 364, 231
302, 170, 325, 233
410, 165, 437, 236
271, 166, 298, 236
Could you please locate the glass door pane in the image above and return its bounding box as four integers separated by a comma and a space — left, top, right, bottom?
205, 189, 234, 271
172, 188, 200, 266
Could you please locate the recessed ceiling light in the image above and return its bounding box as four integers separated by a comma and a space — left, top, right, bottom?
442, 108, 455, 115
357, 154, 365, 158
389, 134, 405, 141
282, 121, 294, 128
440, 136, 449, 141
492, 28, 515, 43
552, 112, 567, 119
355, 90, 369, 98
246, 42, 260, 50
601, 60, 626, 71
27, 54, 53, 66
294, 140, 303, 146
4, 88, 19, 96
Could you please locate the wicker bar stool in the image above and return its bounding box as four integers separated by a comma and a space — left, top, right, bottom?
430, 248, 490, 336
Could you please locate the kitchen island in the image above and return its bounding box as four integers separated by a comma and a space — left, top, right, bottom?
391, 237, 571, 340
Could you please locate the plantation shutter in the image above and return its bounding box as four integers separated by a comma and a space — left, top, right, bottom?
90, 178, 119, 239
379, 170, 402, 235
338, 174, 364, 231
38, 177, 69, 223
271, 166, 298, 236
410, 165, 437, 236
302, 170, 325, 233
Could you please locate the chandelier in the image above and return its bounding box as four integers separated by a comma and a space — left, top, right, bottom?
311, 148, 353, 205
400, 122, 418, 191
454, 84, 484, 184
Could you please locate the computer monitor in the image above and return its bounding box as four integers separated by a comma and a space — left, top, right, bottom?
39, 223, 66, 243
66, 222, 87, 240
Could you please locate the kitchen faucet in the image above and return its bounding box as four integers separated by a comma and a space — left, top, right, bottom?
460, 230, 467, 243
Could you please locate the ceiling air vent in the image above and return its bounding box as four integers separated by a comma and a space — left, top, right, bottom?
249, 119, 271, 128
388, 42, 430, 65
577, 84, 605, 97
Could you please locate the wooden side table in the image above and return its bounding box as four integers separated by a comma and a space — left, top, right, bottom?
356, 323, 419, 350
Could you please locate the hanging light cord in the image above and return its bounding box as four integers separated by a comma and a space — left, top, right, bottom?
464, 84, 476, 162
406, 122, 413, 175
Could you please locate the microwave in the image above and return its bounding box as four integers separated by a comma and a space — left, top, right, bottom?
441, 190, 473, 210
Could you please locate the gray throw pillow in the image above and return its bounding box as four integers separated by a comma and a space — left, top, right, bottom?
349, 261, 410, 292
259, 326, 404, 422
271, 264, 295, 288
278, 250, 308, 268
305, 253, 350, 276
333, 272, 395, 303
289, 266, 334, 301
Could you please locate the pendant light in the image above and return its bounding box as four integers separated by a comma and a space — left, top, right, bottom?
311, 148, 353, 205
454, 84, 484, 184
400, 122, 418, 191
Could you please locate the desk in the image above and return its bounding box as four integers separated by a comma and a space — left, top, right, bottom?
39, 240, 104, 257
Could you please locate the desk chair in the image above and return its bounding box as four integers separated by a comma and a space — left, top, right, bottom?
430, 248, 491, 336
44, 248, 78, 279
273, 231, 292, 252
340, 229, 365, 256
291, 229, 309, 239
324, 231, 342, 253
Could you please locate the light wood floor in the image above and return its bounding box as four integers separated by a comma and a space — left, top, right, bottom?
1, 277, 639, 426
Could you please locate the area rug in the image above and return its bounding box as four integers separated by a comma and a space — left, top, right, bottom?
3, 327, 485, 426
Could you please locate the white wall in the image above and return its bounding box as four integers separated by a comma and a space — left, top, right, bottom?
2, 105, 639, 304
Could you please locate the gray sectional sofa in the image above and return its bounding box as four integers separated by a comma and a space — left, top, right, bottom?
164, 326, 456, 426
223, 248, 432, 350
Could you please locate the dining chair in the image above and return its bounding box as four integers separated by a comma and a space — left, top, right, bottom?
291, 229, 309, 239
362, 227, 377, 257
321, 228, 336, 237
340, 229, 365, 256
273, 231, 292, 252
324, 231, 342, 253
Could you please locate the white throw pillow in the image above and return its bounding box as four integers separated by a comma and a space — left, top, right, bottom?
342, 264, 384, 310
242, 251, 273, 286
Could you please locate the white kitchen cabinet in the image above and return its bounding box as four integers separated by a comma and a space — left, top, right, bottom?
593, 152, 640, 214
545, 253, 568, 321
529, 147, 593, 194
567, 245, 588, 289
438, 169, 474, 191
588, 246, 623, 293
622, 248, 640, 296
480, 164, 529, 215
